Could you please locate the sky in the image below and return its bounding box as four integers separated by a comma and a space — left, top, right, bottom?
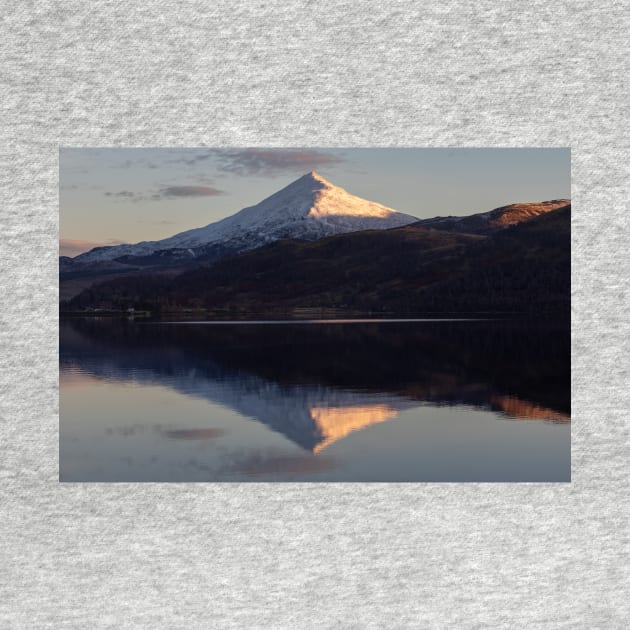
60, 148, 570, 257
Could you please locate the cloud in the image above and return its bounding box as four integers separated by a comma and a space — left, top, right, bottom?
181, 152, 214, 166
446, 149, 472, 158
104, 190, 136, 198
60, 238, 126, 257
162, 151, 214, 167
157, 185, 224, 198
110, 157, 161, 170
116, 160, 135, 169
104, 185, 225, 203
214, 148, 345, 176
135, 148, 345, 177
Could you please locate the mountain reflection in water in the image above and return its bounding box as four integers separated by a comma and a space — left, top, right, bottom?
60, 317, 570, 481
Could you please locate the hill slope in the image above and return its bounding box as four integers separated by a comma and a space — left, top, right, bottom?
66, 205, 570, 315
414, 199, 570, 235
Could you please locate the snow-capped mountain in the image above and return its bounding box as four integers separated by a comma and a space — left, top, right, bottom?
74, 172, 419, 264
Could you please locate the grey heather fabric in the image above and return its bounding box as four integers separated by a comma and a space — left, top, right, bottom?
1, 1, 628, 628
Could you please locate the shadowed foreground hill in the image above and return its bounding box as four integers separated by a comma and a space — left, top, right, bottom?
66, 205, 570, 315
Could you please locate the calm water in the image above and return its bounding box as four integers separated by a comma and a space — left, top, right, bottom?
60, 317, 570, 482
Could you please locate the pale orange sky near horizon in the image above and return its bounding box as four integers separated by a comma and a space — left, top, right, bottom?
60, 148, 570, 257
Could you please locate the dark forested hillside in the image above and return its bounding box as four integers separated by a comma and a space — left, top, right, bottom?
64, 205, 570, 316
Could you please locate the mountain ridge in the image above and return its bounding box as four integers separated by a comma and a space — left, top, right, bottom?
61, 173, 570, 309
65, 204, 570, 315
413, 199, 570, 235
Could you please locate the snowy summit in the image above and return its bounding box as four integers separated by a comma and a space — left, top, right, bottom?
74, 172, 419, 263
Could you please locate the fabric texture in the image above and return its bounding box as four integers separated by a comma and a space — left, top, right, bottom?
1, 1, 628, 627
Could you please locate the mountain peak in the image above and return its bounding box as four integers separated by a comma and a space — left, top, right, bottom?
306, 170, 328, 182
291, 170, 334, 190
73, 172, 419, 263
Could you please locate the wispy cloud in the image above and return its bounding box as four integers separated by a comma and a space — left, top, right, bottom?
213, 148, 345, 177
110, 157, 162, 170
103, 185, 225, 203
133, 148, 345, 177
104, 190, 136, 198
179, 152, 214, 166
157, 185, 224, 198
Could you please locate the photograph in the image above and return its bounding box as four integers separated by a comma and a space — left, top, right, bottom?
59, 147, 571, 481
5, 0, 629, 625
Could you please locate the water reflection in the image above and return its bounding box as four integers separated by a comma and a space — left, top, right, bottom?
163, 428, 226, 441
489, 395, 569, 423
60, 317, 570, 480
309, 404, 399, 453
216, 449, 339, 478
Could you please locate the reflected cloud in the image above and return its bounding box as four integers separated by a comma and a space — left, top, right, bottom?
106, 424, 150, 437
225, 450, 338, 478
163, 428, 226, 440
